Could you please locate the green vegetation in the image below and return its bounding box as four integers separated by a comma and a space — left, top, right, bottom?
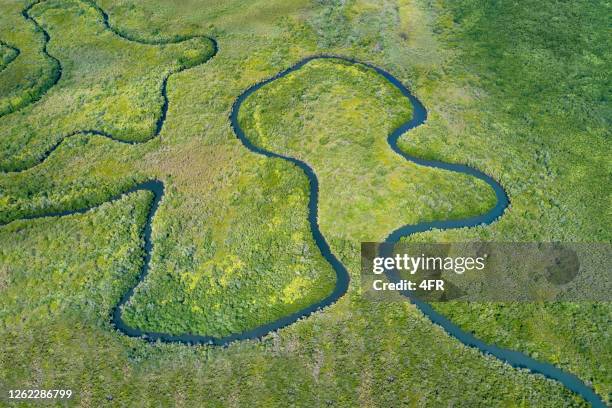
0, 1, 61, 118
0, 133, 148, 224
0, 0, 214, 172
0, 208, 585, 405
392, 0, 611, 401
121, 157, 336, 337
238, 56, 495, 245
0, 42, 19, 73
0, 191, 150, 330
439, 302, 611, 399
121, 57, 495, 337
0, 0, 609, 405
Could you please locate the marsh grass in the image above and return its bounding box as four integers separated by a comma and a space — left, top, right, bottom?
0, 0, 608, 405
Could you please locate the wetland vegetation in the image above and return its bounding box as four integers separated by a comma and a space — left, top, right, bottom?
0, 0, 609, 405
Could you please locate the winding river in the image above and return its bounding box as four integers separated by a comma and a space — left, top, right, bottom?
0, 3, 605, 405
229, 55, 605, 407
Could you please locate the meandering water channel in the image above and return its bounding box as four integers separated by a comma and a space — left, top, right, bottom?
229, 55, 605, 407
0, 4, 605, 404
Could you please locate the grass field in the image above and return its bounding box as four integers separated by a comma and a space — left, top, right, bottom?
0, 0, 609, 406
397, 0, 611, 399
0, 1, 61, 118
0, 0, 215, 172
238, 58, 495, 242
0, 43, 19, 73
0, 199, 586, 406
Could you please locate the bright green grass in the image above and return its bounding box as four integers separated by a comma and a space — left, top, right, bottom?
0, 134, 149, 224
0, 202, 585, 406
121, 156, 336, 337
390, 0, 611, 400
0, 0, 608, 405
0, 0, 214, 172
121, 57, 494, 337
238, 58, 495, 243
0, 0, 60, 117
0, 43, 18, 73
438, 302, 611, 400
0, 191, 150, 329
